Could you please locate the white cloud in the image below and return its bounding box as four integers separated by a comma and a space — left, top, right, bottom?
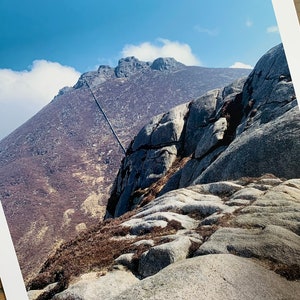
194, 25, 218, 36
266, 25, 279, 33
246, 19, 253, 27
0, 60, 80, 140
121, 38, 201, 66
230, 62, 253, 69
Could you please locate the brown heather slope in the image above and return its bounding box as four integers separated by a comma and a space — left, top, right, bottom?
0, 57, 249, 281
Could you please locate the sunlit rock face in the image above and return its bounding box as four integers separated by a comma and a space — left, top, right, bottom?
108, 44, 300, 218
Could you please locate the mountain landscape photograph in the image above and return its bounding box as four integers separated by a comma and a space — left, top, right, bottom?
0, 1, 299, 299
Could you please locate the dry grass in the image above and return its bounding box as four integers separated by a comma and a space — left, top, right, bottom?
246, 258, 300, 282
27, 210, 187, 299
236, 173, 285, 186
28, 173, 298, 299
273, 264, 300, 280
137, 156, 191, 207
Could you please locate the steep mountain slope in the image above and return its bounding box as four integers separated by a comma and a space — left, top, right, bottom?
0, 57, 249, 281
26, 44, 300, 300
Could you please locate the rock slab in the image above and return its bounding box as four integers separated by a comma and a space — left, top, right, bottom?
111, 254, 300, 300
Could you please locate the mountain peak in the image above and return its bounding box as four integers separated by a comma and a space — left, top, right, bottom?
77, 56, 187, 86
113, 56, 186, 78
97, 64, 114, 76
150, 57, 185, 71
115, 56, 150, 78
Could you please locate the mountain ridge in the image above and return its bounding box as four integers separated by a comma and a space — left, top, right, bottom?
26, 44, 300, 300
0, 56, 250, 281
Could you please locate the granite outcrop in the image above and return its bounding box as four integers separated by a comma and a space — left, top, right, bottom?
107, 44, 300, 218
28, 175, 300, 299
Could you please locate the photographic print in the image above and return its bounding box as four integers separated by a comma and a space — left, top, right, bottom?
0, 1, 299, 299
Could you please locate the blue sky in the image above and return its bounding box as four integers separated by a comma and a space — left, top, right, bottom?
1, 0, 280, 71
0, 0, 281, 139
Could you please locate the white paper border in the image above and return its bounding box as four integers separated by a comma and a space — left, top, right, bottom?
0, 202, 28, 299
272, 0, 300, 108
